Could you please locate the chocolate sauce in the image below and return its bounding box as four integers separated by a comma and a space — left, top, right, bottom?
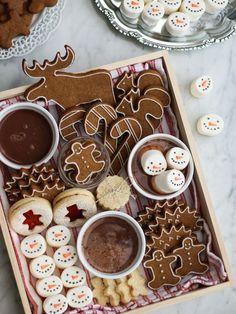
0, 109, 53, 165
83, 217, 139, 273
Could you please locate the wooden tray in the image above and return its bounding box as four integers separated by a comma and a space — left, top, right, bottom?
0, 51, 234, 314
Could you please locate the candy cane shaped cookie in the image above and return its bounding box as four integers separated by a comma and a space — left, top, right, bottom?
59, 106, 86, 141
110, 117, 142, 175
84, 103, 118, 156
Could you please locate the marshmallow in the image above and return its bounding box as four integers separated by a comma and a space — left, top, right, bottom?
20, 234, 46, 259
141, 149, 167, 176
190, 75, 213, 98
151, 169, 185, 194
180, 0, 205, 21
141, 1, 165, 26
61, 266, 86, 288
120, 0, 145, 19
166, 12, 190, 37
43, 294, 68, 314
166, 147, 190, 170
46, 225, 71, 248
30, 255, 55, 279
53, 245, 77, 269
205, 0, 228, 14
66, 286, 93, 308
197, 114, 224, 136
36, 276, 63, 298
159, 0, 181, 15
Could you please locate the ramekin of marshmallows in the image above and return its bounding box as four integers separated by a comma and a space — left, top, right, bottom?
119, 0, 229, 37
128, 134, 194, 200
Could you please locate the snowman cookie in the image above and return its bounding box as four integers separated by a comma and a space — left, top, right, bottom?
166, 12, 190, 37
9, 197, 53, 236
165, 147, 190, 170
120, 0, 145, 19
159, 0, 181, 15
30, 255, 55, 279
43, 294, 68, 314
151, 169, 185, 194
20, 234, 46, 259
141, 1, 165, 26
190, 75, 213, 98
53, 245, 77, 269
36, 276, 63, 298
141, 149, 167, 176
205, 0, 228, 14
180, 0, 205, 21
46, 225, 71, 248
197, 114, 224, 136
66, 286, 93, 308
61, 266, 86, 288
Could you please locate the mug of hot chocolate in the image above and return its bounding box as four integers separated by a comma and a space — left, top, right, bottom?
77, 211, 146, 279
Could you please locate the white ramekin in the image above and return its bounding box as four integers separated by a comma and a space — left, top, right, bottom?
77, 211, 146, 279
0, 102, 59, 169
127, 134, 194, 200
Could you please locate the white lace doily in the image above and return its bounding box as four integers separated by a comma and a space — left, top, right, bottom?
0, 0, 65, 60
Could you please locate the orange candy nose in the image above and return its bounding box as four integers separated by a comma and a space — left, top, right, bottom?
40, 264, 49, 270
201, 80, 208, 87
176, 155, 183, 160
131, 1, 139, 5
63, 252, 72, 259
55, 233, 62, 238
153, 165, 160, 170
152, 8, 160, 13
48, 284, 56, 289
29, 242, 38, 249
72, 275, 79, 280
209, 122, 217, 126
191, 3, 199, 8
78, 293, 86, 299
53, 303, 61, 309
175, 177, 182, 181
176, 19, 184, 24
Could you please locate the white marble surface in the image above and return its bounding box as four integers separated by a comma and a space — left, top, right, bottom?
0, 0, 235, 313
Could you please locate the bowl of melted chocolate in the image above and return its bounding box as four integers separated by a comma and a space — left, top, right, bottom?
77, 211, 146, 279
0, 103, 59, 169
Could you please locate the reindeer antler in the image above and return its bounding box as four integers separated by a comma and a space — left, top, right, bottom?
23, 45, 75, 78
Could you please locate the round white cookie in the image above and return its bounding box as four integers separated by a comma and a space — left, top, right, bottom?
190, 75, 213, 98
141, 149, 167, 176
141, 1, 165, 26
159, 0, 181, 15
43, 294, 68, 314
197, 114, 224, 136
46, 225, 71, 248
180, 0, 205, 21
36, 276, 63, 298
20, 234, 46, 259
30, 255, 55, 279
151, 169, 185, 194
61, 266, 86, 288
205, 0, 228, 14
165, 147, 190, 170
53, 245, 77, 269
166, 12, 190, 37
120, 0, 145, 19
66, 286, 93, 308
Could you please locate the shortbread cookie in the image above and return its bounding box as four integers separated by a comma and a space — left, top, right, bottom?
61, 266, 86, 288
127, 270, 147, 297
141, 1, 165, 26
116, 277, 132, 304
190, 75, 213, 98
151, 169, 185, 194
141, 149, 167, 176
166, 12, 190, 37
66, 286, 93, 308
205, 0, 228, 14
91, 277, 109, 306
197, 114, 224, 136
43, 294, 68, 314
120, 0, 145, 19
180, 0, 205, 21
159, 0, 181, 14
46, 225, 71, 248
30, 255, 55, 279
36, 276, 63, 298
20, 234, 46, 258
53, 245, 77, 269
103, 279, 121, 307
165, 147, 190, 170
96, 176, 131, 210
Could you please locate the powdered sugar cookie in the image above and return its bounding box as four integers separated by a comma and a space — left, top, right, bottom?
46, 225, 71, 248
151, 169, 185, 194
166, 12, 190, 37
165, 147, 190, 170
36, 276, 63, 298
180, 0, 205, 21
120, 0, 145, 19
141, 1, 165, 26
43, 294, 68, 314
141, 149, 167, 176
53, 245, 77, 269
66, 286, 93, 308
61, 266, 86, 288
20, 234, 46, 259
190, 75, 213, 98
30, 255, 55, 279
197, 114, 224, 136
159, 0, 181, 14
205, 0, 228, 14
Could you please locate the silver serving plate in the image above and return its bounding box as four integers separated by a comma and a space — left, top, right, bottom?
94, 0, 236, 51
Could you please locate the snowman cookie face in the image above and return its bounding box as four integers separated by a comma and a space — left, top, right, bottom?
190, 76, 213, 97
166, 147, 190, 170
197, 114, 224, 136
120, 0, 145, 19
166, 12, 190, 36
53, 245, 78, 269
30, 255, 55, 279
20, 234, 46, 258
180, 0, 205, 20
43, 294, 68, 314
61, 266, 86, 288
141, 149, 167, 176
36, 276, 63, 298
168, 170, 185, 190
142, 1, 165, 25
159, 0, 181, 14
66, 286, 93, 308
46, 225, 71, 248
205, 0, 228, 14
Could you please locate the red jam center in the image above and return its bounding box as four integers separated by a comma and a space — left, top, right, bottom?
66, 205, 85, 222
23, 210, 43, 230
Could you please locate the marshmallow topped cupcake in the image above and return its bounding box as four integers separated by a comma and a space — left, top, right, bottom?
141, 1, 165, 26
180, 0, 205, 21
166, 12, 190, 37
